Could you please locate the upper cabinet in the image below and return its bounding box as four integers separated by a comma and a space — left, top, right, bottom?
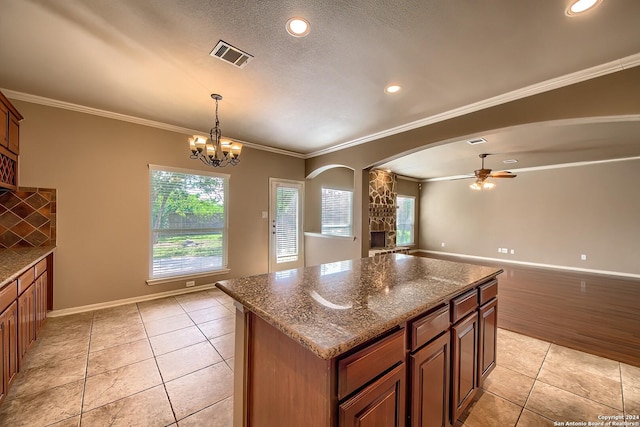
0, 91, 22, 191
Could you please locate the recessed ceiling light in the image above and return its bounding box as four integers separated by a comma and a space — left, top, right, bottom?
566, 0, 603, 16
385, 84, 401, 94
286, 17, 310, 37
467, 138, 486, 145
503, 159, 519, 164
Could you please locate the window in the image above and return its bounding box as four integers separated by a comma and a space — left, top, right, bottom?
149, 165, 228, 279
396, 195, 415, 246
321, 188, 353, 236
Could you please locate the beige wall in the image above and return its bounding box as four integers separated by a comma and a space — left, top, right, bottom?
15, 100, 305, 310
304, 166, 354, 233
305, 67, 640, 258
303, 167, 360, 266
420, 159, 640, 275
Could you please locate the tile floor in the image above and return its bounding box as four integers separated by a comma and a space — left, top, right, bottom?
0, 288, 637, 426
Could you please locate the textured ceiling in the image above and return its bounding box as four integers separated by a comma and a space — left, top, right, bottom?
1, 0, 639, 166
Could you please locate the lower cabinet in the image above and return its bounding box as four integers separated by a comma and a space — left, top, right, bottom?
451, 311, 479, 422
478, 298, 497, 387
339, 364, 405, 427
0, 301, 18, 403
35, 271, 48, 336
18, 283, 36, 367
0, 254, 51, 405
410, 331, 450, 427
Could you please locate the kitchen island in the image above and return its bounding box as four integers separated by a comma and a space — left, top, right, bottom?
216, 254, 502, 427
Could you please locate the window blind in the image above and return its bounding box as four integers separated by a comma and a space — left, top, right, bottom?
275, 185, 299, 263
149, 165, 228, 278
321, 188, 353, 237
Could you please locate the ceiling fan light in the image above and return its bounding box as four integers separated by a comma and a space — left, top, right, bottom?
483, 181, 495, 190
470, 182, 481, 190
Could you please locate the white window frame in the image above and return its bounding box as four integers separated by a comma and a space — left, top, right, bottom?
321, 187, 353, 237
147, 164, 230, 284
396, 195, 415, 246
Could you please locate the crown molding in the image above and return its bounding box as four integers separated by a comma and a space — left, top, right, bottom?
1, 89, 306, 159
305, 52, 640, 159
425, 155, 640, 182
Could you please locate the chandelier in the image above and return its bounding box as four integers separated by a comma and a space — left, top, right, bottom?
189, 94, 242, 167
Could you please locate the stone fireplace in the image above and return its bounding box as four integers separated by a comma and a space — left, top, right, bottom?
369, 170, 397, 248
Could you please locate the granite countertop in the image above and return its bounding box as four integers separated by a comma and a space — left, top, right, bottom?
216, 254, 503, 360
0, 246, 56, 288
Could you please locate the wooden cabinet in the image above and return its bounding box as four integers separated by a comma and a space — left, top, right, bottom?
238, 272, 500, 427
16, 256, 49, 369
449, 278, 498, 424
18, 283, 36, 366
35, 271, 47, 336
339, 363, 405, 427
451, 311, 478, 422
478, 298, 497, 387
0, 91, 22, 191
0, 280, 19, 405
0, 301, 18, 403
338, 329, 406, 427
0, 254, 52, 404
410, 331, 451, 427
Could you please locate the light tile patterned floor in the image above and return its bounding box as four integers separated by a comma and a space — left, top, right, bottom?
0, 288, 638, 426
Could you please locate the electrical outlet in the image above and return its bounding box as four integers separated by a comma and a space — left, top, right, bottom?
497, 248, 502, 253
441, 242, 445, 248
581, 254, 587, 261
510, 249, 515, 255
186, 280, 196, 287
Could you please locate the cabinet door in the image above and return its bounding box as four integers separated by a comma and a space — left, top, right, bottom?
18, 285, 36, 369
0, 301, 17, 404
478, 298, 497, 387
451, 311, 478, 423
35, 272, 48, 337
0, 101, 7, 149
339, 363, 405, 427
5, 302, 18, 389
8, 114, 19, 154
410, 332, 450, 427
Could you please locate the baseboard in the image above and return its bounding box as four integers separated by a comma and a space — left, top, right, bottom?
48, 283, 219, 317
417, 250, 640, 280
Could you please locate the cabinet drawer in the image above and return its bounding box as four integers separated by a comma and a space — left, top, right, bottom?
338, 328, 405, 400
478, 279, 498, 305
17, 267, 35, 295
0, 281, 17, 313
410, 305, 449, 351
35, 258, 47, 277
451, 290, 477, 324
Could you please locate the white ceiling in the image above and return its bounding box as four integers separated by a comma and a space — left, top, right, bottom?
1, 0, 639, 175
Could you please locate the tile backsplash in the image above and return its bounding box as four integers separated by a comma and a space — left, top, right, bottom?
0, 187, 56, 248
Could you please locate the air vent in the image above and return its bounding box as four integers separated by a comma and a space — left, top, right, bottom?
210, 40, 254, 68
467, 138, 486, 145
503, 159, 519, 164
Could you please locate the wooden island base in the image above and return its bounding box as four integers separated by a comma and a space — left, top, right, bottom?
231, 275, 499, 427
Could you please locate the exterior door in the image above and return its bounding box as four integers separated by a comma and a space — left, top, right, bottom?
269, 179, 304, 272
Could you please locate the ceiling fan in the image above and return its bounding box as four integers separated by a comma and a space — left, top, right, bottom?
467, 153, 517, 190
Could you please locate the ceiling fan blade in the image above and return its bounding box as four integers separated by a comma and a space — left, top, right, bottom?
490, 172, 517, 178
449, 175, 476, 181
